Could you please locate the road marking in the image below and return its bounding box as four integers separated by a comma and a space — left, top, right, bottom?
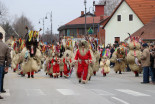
116, 89, 150, 96
25, 89, 46, 96
1, 89, 10, 96
91, 89, 114, 96
57, 89, 79, 95
112, 97, 129, 104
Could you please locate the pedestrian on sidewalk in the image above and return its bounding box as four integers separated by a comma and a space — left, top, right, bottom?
0, 32, 11, 99
141, 43, 150, 84
150, 43, 155, 84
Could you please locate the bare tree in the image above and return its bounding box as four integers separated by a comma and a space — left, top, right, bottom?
1, 22, 17, 40
13, 14, 34, 38
99, 0, 121, 16
0, 1, 8, 24
41, 30, 58, 44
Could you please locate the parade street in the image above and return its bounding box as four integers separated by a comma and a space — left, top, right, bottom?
0, 69, 155, 104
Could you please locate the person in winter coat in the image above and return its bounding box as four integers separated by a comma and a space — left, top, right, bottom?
141, 43, 150, 84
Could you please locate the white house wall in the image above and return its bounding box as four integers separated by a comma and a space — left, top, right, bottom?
104, 1, 144, 46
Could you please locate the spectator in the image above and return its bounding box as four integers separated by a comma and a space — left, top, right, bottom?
110, 45, 115, 67
150, 43, 155, 84
0, 32, 11, 99
141, 43, 150, 84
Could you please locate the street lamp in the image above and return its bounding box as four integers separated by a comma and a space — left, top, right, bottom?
45, 11, 52, 35
39, 18, 45, 35
89, 1, 95, 34
84, 0, 87, 35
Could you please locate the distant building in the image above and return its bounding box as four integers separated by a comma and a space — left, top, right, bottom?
129, 16, 155, 42
58, 4, 108, 44
0, 26, 5, 42
102, 0, 155, 46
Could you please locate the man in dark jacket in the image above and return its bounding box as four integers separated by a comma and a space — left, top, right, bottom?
141, 43, 150, 84
0, 32, 11, 99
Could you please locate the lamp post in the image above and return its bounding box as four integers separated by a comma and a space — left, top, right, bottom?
39, 18, 45, 35
84, 0, 87, 35
89, 6, 95, 35
45, 11, 52, 35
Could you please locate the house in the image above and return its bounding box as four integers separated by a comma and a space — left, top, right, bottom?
0, 26, 5, 42
129, 16, 155, 42
58, 4, 108, 42
102, 0, 155, 46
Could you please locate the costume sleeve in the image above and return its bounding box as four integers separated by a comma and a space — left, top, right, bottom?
88, 50, 92, 60
63, 58, 65, 63
74, 50, 79, 60
51, 59, 54, 64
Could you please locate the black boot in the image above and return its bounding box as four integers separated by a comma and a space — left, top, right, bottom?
28, 75, 30, 78
89, 76, 91, 81
103, 73, 106, 77
31, 75, 34, 78
119, 71, 122, 74
135, 73, 139, 77
116, 71, 118, 74
21, 74, 25, 77
50, 74, 53, 78
79, 79, 81, 83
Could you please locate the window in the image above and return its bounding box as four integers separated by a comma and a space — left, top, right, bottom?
129, 14, 133, 21
117, 15, 121, 21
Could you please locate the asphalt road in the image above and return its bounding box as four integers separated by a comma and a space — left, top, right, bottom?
0, 68, 155, 104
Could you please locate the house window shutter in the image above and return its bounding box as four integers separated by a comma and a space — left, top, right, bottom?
129, 14, 133, 21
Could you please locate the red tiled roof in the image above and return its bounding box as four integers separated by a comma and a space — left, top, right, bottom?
126, 0, 155, 24
65, 16, 108, 25
131, 16, 155, 40
102, 0, 155, 28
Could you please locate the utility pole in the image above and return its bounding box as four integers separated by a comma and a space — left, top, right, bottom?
93, 1, 95, 35
84, 0, 87, 35
45, 11, 53, 35
51, 11, 52, 35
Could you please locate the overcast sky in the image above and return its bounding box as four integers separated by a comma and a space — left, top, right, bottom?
2, 0, 100, 34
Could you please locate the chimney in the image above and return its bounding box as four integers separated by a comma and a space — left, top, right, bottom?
81, 11, 84, 16
100, 15, 104, 21
95, 4, 105, 16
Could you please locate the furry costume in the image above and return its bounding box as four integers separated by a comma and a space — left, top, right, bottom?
63, 50, 73, 78
74, 40, 92, 84
111, 46, 127, 74
100, 56, 110, 76
127, 37, 142, 77
51, 53, 60, 78
20, 28, 42, 78
92, 51, 100, 75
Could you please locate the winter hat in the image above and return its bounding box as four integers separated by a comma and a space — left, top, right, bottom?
142, 43, 148, 47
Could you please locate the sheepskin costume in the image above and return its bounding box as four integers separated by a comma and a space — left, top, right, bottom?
111, 46, 127, 74
62, 49, 74, 78
11, 40, 22, 72
100, 56, 110, 77
127, 37, 142, 77
74, 40, 92, 84
20, 29, 42, 78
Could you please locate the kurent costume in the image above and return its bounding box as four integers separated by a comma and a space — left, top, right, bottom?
100, 48, 111, 76
74, 40, 92, 84
127, 37, 142, 77
111, 45, 127, 74
20, 28, 42, 78
51, 52, 60, 78
62, 39, 74, 78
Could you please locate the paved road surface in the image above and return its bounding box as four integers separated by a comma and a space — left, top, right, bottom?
0, 68, 155, 104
